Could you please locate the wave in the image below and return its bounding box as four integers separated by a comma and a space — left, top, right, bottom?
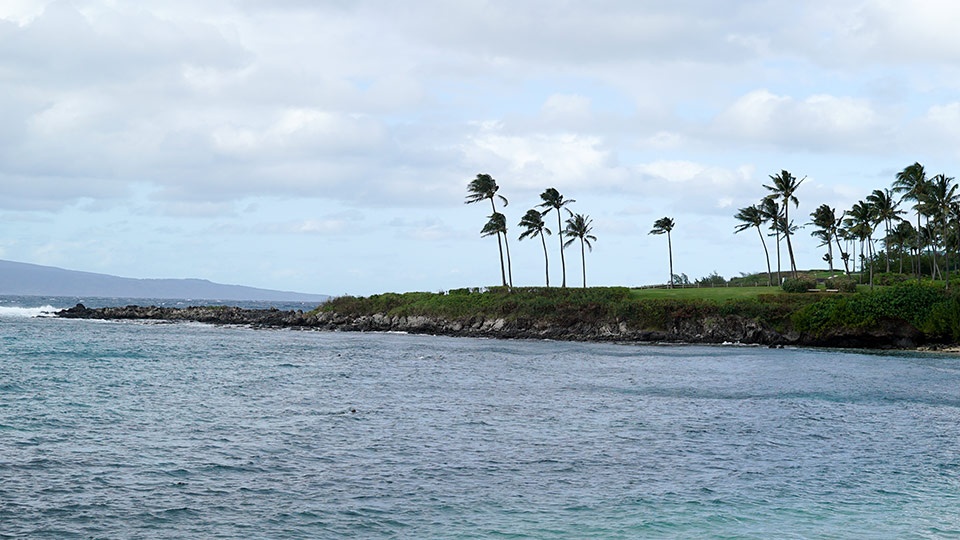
0, 305, 60, 318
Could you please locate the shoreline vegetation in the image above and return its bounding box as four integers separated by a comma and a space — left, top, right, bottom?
55, 279, 960, 351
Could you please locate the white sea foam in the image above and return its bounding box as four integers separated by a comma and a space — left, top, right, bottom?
0, 305, 60, 318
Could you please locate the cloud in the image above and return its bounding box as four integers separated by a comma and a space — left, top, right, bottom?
464, 123, 625, 193
712, 89, 890, 152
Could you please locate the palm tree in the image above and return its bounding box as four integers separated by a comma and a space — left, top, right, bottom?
865, 188, 903, 273
763, 170, 805, 278
893, 162, 928, 282
925, 173, 958, 286
518, 209, 552, 287
809, 204, 840, 274
844, 200, 876, 286
734, 204, 773, 286
562, 211, 596, 288
480, 212, 513, 287
539, 188, 576, 288
888, 220, 915, 274
649, 216, 676, 288
466, 173, 510, 287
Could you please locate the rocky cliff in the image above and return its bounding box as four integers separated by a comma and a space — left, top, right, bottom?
56, 303, 925, 349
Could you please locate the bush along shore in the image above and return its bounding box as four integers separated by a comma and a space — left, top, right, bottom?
54, 282, 960, 350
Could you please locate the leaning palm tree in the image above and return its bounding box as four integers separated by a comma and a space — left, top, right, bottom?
893, 162, 928, 282
649, 216, 676, 288
518, 209, 552, 287
562, 211, 596, 288
763, 170, 805, 278
480, 212, 513, 288
734, 204, 773, 286
466, 173, 510, 287
539, 188, 576, 288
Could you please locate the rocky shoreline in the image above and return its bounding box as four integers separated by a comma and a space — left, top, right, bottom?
55, 303, 927, 350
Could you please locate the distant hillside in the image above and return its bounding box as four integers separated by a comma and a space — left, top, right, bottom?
0, 260, 329, 302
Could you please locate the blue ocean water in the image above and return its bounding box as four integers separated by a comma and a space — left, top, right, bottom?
1, 298, 959, 538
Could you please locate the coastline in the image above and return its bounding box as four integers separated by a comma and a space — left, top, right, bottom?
55, 303, 929, 351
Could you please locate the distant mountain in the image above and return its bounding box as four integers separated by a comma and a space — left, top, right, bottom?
0, 259, 329, 302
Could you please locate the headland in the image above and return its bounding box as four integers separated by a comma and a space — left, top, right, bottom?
56, 283, 959, 350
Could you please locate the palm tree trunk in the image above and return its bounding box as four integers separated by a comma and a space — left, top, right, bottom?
885, 219, 892, 273
785, 228, 798, 278
495, 233, 507, 286
899, 239, 904, 274
557, 213, 566, 288
835, 232, 850, 275
540, 233, 550, 287
755, 225, 772, 286
784, 202, 797, 278
775, 230, 782, 285
580, 238, 587, 288
916, 211, 922, 283
489, 199, 507, 287
826, 237, 834, 273
667, 231, 674, 289
503, 234, 513, 288
899, 241, 904, 274
943, 239, 950, 291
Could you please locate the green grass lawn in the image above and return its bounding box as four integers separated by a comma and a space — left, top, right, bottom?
630, 286, 782, 301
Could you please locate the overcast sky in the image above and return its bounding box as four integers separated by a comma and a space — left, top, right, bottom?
3, 1, 960, 296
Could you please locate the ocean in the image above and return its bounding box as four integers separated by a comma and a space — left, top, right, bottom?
1, 296, 959, 538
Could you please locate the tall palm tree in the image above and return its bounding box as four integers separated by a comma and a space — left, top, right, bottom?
480, 212, 513, 288
562, 211, 596, 288
539, 188, 576, 288
865, 188, 903, 273
734, 204, 773, 286
763, 170, 805, 278
649, 216, 676, 288
466, 173, 510, 287
893, 162, 928, 282
518, 209, 552, 287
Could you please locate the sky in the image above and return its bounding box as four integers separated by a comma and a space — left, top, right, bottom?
4, 1, 960, 296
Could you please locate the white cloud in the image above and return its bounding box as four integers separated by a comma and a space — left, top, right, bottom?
464, 124, 624, 193
713, 89, 889, 151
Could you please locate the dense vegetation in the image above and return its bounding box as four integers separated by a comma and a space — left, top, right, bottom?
318, 280, 960, 346
320, 286, 817, 334
792, 282, 960, 341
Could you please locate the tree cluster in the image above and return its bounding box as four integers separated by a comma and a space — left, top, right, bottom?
465, 174, 595, 288
735, 163, 960, 290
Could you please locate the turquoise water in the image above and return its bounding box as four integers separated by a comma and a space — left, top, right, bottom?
1, 305, 960, 538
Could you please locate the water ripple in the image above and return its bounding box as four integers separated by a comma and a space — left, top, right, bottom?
1, 319, 959, 538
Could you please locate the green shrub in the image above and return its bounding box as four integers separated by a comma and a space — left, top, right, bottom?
922, 297, 960, 340
792, 282, 950, 337
826, 276, 857, 293
782, 276, 818, 293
